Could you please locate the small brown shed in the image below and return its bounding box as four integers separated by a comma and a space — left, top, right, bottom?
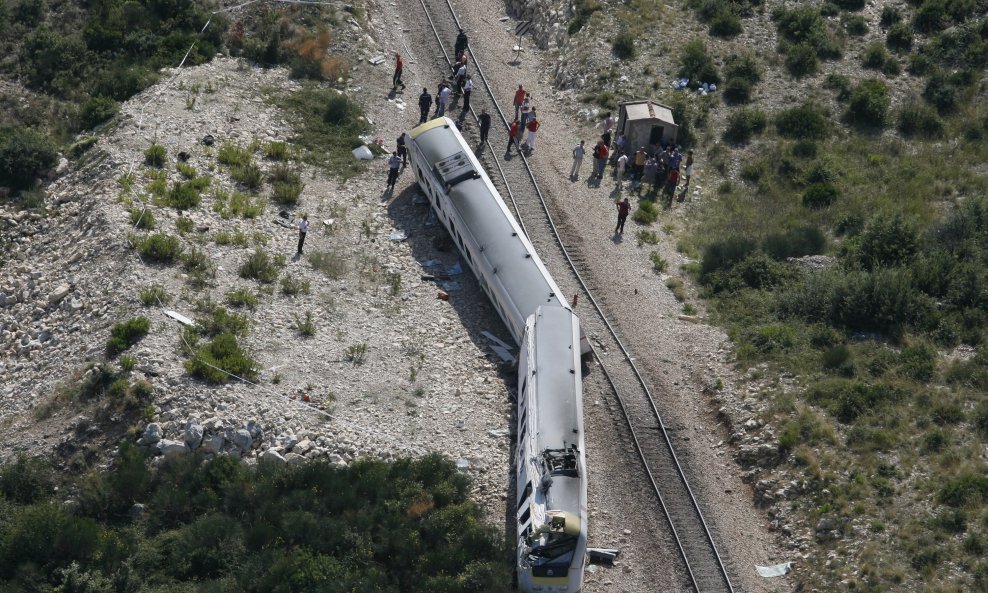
615, 100, 678, 151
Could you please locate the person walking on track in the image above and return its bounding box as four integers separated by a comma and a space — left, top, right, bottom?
454, 28, 469, 59
507, 120, 520, 154
513, 85, 526, 120
396, 133, 408, 167
462, 76, 473, 112
435, 83, 451, 117
392, 53, 405, 91
478, 109, 491, 144
570, 140, 585, 179
523, 115, 540, 152
418, 88, 432, 124
615, 197, 630, 234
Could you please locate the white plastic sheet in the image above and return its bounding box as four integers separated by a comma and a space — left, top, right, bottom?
755, 562, 792, 578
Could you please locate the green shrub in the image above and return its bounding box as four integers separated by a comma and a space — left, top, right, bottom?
886, 23, 913, 51
226, 288, 258, 309
700, 236, 757, 281
633, 199, 659, 224
843, 15, 868, 36
272, 181, 304, 205
775, 104, 829, 139
324, 94, 361, 125
108, 317, 151, 355
194, 305, 250, 338
231, 162, 263, 189
845, 79, 890, 128
792, 140, 818, 159
165, 181, 202, 210
294, 311, 317, 337
913, 0, 948, 34
130, 207, 155, 230
785, 43, 819, 77
135, 232, 183, 263
0, 456, 53, 504
709, 11, 742, 38
807, 378, 905, 423
724, 52, 762, 85
880, 6, 902, 26
0, 127, 59, 192
846, 212, 918, 270
824, 72, 851, 101
265, 141, 289, 160
775, 6, 827, 44
763, 225, 827, 259
239, 249, 282, 283
175, 216, 194, 234
862, 42, 891, 70
144, 144, 167, 168
724, 253, 798, 291
898, 341, 938, 380
183, 331, 259, 384
973, 401, 988, 438
923, 72, 961, 114
568, 0, 602, 34
176, 162, 197, 180
723, 109, 767, 144
833, 0, 865, 9
897, 103, 944, 138
679, 40, 720, 84
937, 474, 988, 507
802, 183, 840, 209
181, 246, 216, 285
612, 30, 635, 59
77, 96, 118, 130
139, 284, 170, 306
217, 142, 252, 167
650, 251, 668, 273
723, 78, 753, 105
280, 273, 311, 296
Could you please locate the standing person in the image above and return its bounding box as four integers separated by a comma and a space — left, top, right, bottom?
520, 95, 532, 129
513, 85, 526, 120
436, 83, 451, 117
593, 140, 609, 180
506, 119, 520, 154
396, 133, 408, 167
386, 152, 401, 191
454, 62, 467, 95
418, 88, 432, 124
615, 151, 628, 188
615, 197, 630, 234
297, 214, 309, 255
462, 76, 474, 112
664, 167, 680, 207
524, 114, 540, 152
633, 147, 647, 183
642, 156, 658, 197
392, 53, 405, 91
683, 150, 694, 187
478, 109, 491, 144
454, 28, 469, 58
601, 112, 614, 149
669, 146, 683, 172
657, 145, 671, 179
570, 140, 585, 179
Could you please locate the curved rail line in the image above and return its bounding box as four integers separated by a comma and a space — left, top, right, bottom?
412, 1, 738, 591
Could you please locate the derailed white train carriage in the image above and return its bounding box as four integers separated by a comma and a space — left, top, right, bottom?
406, 117, 588, 354
516, 307, 587, 593
407, 118, 588, 592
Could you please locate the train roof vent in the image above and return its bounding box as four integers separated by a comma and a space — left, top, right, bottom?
434, 152, 478, 187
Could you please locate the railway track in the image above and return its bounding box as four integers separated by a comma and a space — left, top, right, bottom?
412, 1, 738, 592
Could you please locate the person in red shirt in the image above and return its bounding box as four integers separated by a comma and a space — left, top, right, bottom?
507, 119, 520, 154
392, 53, 405, 91
664, 167, 680, 206
513, 85, 526, 121
591, 140, 609, 180
615, 197, 631, 234
523, 116, 540, 152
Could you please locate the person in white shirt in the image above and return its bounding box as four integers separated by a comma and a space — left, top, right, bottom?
386, 152, 401, 190
435, 84, 451, 117
297, 215, 309, 255
454, 63, 467, 95
570, 140, 585, 179
462, 76, 474, 112
615, 151, 628, 189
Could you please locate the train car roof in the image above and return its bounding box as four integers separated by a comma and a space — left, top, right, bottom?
410, 119, 568, 339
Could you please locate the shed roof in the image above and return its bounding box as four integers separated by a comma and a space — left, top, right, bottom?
622, 100, 675, 125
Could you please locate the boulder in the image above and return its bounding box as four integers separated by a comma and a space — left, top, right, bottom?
49, 284, 71, 306
735, 443, 780, 469
144, 423, 163, 444
184, 423, 204, 449
246, 420, 263, 440
285, 452, 305, 466
158, 439, 190, 459
260, 449, 286, 466
200, 434, 224, 455
231, 428, 252, 450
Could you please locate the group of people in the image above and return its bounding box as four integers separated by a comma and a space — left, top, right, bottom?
505, 84, 540, 154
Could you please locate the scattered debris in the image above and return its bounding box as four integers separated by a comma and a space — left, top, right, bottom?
489, 344, 516, 364
481, 331, 513, 351
755, 562, 792, 578
201, 134, 214, 146
389, 230, 407, 241
437, 290, 449, 301
368, 54, 386, 65
588, 548, 621, 564
164, 310, 194, 326
352, 145, 374, 160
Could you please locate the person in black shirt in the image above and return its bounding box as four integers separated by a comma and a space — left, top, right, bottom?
478, 109, 492, 144
418, 88, 432, 125
454, 29, 468, 59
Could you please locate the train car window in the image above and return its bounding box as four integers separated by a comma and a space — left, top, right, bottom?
519, 505, 531, 525
520, 378, 527, 397
522, 482, 533, 501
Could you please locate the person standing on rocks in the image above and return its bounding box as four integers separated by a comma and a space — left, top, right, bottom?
615, 197, 630, 234
297, 214, 309, 255
523, 113, 540, 152
615, 150, 628, 189
454, 28, 469, 60
454, 62, 467, 95
570, 140, 585, 180
507, 119, 520, 154
601, 112, 614, 149
520, 94, 532, 129
462, 76, 474, 112
683, 150, 694, 188
418, 88, 432, 124
478, 109, 491, 144
591, 139, 609, 181
396, 133, 408, 167
436, 83, 451, 117
386, 152, 401, 191
513, 84, 526, 120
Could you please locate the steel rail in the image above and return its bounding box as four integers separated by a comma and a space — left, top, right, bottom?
414, 1, 736, 591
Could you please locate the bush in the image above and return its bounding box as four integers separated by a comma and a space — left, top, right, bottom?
775, 104, 828, 139
265, 141, 288, 160
183, 331, 259, 384
272, 181, 304, 205
785, 43, 819, 77
308, 249, 348, 279
709, 11, 742, 38
807, 378, 905, 423
679, 40, 720, 84
723, 78, 753, 105
913, 0, 948, 34
0, 456, 53, 504
886, 23, 913, 51
130, 207, 155, 230
0, 127, 58, 192
897, 103, 944, 138
974, 401, 988, 438
723, 109, 767, 144
700, 236, 757, 282
231, 162, 263, 189
802, 183, 840, 209
324, 94, 361, 125
77, 96, 118, 130
847, 212, 918, 270
218, 142, 252, 167
880, 6, 902, 26
164, 180, 202, 210
833, 0, 865, 9
144, 144, 167, 168
845, 79, 890, 128
239, 249, 282, 283
181, 247, 216, 286
937, 474, 988, 507
139, 284, 170, 306
108, 317, 151, 355
923, 72, 961, 114
763, 225, 827, 259
175, 216, 194, 234
280, 273, 311, 296
633, 200, 659, 224
135, 232, 183, 263
862, 42, 891, 69
843, 15, 868, 36
792, 140, 818, 159
226, 288, 258, 309
612, 30, 635, 59
568, 0, 602, 34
